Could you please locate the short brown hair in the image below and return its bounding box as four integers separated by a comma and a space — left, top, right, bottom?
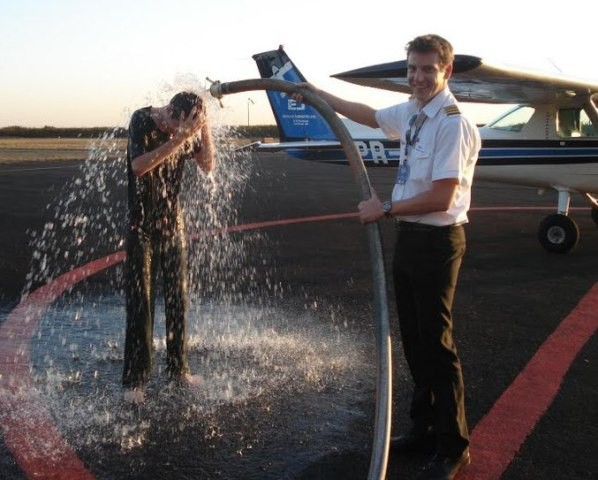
405, 34, 454, 67
169, 91, 203, 120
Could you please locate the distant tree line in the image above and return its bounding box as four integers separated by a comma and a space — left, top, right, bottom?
0, 125, 279, 139
0, 126, 128, 138
233, 125, 279, 139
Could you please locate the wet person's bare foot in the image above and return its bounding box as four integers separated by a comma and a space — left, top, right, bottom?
180, 372, 202, 387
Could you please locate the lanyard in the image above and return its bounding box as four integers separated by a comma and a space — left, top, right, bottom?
403, 111, 427, 163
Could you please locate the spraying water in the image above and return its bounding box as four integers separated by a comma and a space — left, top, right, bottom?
0, 80, 377, 479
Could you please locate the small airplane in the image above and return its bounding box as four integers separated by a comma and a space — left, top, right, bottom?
250, 46, 598, 254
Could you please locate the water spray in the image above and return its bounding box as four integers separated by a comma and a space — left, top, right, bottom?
208, 77, 392, 480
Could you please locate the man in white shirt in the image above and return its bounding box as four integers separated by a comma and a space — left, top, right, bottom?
293, 34, 481, 480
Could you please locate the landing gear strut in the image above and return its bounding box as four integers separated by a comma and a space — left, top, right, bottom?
587, 192, 598, 227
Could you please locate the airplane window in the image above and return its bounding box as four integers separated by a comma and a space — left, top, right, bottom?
485, 106, 535, 132
558, 108, 598, 137
558, 109, 580, 137
580, 110, 598, 137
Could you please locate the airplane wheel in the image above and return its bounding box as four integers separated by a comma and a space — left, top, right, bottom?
591, 207, 598, 226
537, 214, 579, 254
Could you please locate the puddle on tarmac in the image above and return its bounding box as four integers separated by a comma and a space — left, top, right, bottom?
24, 293, 377, 479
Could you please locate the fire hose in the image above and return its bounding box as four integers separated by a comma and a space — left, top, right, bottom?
209, 78, 392, 480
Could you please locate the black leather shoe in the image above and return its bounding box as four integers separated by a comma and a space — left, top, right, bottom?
390, 426, 436, 453
417, 448, 470, 480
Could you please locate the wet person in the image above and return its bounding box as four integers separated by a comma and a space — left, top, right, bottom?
122, 91, 215, 404
293, 34, 480, 480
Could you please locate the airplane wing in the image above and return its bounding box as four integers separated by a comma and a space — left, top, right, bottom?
332, 55, 598, 105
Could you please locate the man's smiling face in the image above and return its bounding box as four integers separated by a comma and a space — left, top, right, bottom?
407, 51, 452, 106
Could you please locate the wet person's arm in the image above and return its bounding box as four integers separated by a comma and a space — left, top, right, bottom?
194, 119, 215, 173
130, 110, 204, 177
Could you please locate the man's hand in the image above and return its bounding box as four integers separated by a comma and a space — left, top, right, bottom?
358, 189, 385, 224
290, 82, 316, 104
175, 106, 205, 139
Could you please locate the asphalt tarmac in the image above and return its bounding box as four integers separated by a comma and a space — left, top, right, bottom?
0, 153, 597, 479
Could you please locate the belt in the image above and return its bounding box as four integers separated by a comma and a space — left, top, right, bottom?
396, 221, 460, 232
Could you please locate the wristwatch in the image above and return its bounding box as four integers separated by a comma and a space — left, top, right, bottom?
382, 200, 393, 218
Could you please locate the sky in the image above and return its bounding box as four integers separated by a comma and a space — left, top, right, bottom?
2, 0, 598, 129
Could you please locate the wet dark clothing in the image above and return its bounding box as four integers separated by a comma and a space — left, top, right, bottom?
126, 107, 186, 235
123, 107, 193, 387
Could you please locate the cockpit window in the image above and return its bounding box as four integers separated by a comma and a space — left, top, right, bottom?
485, 105, 535, 132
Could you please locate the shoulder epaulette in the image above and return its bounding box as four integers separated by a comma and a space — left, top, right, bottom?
444, 105, 461, 116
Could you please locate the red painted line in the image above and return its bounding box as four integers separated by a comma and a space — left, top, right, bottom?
0, 212, 596, 479
0, 214, 353, 479
0, 253, 123, 480
189, 212, 359, 239
461, 283, 598, 480
470, 206, 589, 212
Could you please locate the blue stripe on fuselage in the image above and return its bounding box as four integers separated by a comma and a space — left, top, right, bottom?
283, 140, 598, 167
479, 146, 598, 165
285, 139, 401, 165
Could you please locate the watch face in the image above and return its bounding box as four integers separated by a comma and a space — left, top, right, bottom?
383, 201, 392, 213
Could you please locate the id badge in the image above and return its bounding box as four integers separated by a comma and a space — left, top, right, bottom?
396, 164, 410, 185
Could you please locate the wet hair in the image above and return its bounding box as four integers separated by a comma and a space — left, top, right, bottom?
405, 34, 454, 67
169, 91, 203, 120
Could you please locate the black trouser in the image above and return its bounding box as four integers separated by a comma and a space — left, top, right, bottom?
392, 222, 469, 457
123, 228, 189, 387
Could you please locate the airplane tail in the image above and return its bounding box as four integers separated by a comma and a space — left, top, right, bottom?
252, 46, 337, 142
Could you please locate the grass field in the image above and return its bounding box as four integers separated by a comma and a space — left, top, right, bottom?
0, 135, 259, 163
0, 138, 127, 163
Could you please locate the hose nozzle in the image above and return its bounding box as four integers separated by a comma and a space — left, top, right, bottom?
206, 77, 223, 107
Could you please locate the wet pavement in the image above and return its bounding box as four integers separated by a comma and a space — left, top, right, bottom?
0, 153, 597, 479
